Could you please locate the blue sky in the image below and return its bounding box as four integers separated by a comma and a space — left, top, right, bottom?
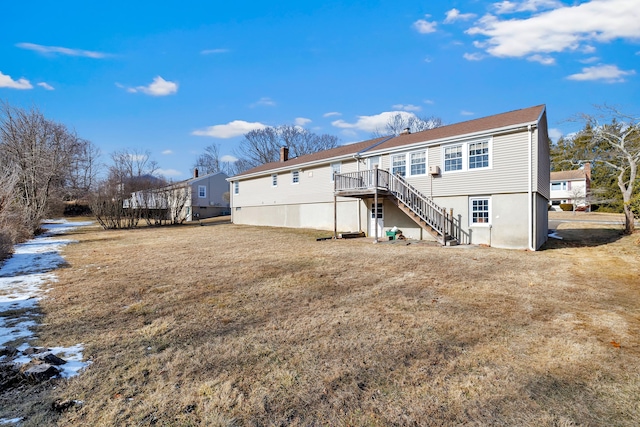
1, 0, 639, 179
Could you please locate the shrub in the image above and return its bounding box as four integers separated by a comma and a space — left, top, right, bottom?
559, 203, 574, 211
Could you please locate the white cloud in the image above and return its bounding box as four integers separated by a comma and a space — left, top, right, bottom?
423, 99, 435, 105
221, 154, 238, 163
323, 111, 341, 117
16, 42, 108, 58
467, 0, 640, 59
250, 97, 276, 108
201, 48, 230, 55
463, 52, 484, 61
37, 82, 54, 90
444, 8, 476, 23
332, 111, 419, 133
192, 120, 267, 138
494, 0, 563, 14
156, 169, 182, 177
392, 104, 422, 112
461, 110, 475, 116
581, 45, 596, 54
294, 117, 312, 126
567, 64, 636, 83
527, 54, 555, 65
125, 76, 178, 96
548, 128, 563, 142
0, 71, 32, 89
162, 150, 173, 155
580, 56, 600, 64
413, 16, 438, 34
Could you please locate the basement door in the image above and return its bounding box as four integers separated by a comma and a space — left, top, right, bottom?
370, 202, 383, 237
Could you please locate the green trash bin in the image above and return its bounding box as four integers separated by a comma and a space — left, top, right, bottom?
385, 230, 396, 240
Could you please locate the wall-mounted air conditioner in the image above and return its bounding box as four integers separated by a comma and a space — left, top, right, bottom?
429, 165, 441, 175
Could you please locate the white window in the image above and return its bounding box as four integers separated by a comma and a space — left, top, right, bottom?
469, 141, 489, 169
443, 139, 491, 173
391, 154, 406, 177
233, 181, 239, 195
272, 174, 278, 187
198, 185, 206, 198
410, 151, 426, 176
470, 197, 490, 226
330, 162, 341, 181
444, 145, 463, 172
551, 181, 567, 191
292, 170, 300, 184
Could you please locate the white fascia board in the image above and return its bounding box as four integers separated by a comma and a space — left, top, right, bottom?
227, 154, 358, 181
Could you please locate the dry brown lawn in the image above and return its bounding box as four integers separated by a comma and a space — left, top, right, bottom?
2, 217, 639, 426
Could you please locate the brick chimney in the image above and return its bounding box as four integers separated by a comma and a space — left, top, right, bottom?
194, 168, 199, 178
583, 162, 591, 180
280, 146, 289, 162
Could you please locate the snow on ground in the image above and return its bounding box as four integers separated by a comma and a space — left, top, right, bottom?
0, 219, 93, 377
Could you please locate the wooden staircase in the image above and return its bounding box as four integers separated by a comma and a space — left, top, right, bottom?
335, 169, 460, 245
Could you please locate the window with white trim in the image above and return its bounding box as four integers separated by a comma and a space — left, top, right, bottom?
410, 151, 426, 176
198, 185, 206, 198
391, 154, 406, 177
551, 181, 567, 191
292, 170, 300, 184
443, 139, 491, 173
330, 162, 341, 181
272, 174, 278, 187
469, 141, 489, 169
233, 181, 239, 194
470, 197, 490, 225
444, 145, 463, 172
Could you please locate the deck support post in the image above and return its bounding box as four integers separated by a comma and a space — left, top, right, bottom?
373, 165, 379, 243
333, 172, 338, 239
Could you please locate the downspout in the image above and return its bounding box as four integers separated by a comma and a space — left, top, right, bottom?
354, 154, 362, 232
527, 125, 534, 251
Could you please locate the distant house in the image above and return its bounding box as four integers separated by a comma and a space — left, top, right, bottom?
549, 163, 591, 211
228, 105, 550, 250
127, 170, 230, 222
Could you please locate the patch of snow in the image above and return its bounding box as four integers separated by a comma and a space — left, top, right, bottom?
0, 219, 93, 377
0, 418, 23, 425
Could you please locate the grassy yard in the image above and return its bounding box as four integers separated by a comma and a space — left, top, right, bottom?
2, 218, 639, 426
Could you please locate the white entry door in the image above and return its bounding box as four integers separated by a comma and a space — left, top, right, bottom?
370, 202, 383, 237
368, 156, 380, 169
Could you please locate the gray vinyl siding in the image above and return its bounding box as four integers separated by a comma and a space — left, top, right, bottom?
232, 159, 360, 207
535, 112, 551, 198
427, 131, 529, 197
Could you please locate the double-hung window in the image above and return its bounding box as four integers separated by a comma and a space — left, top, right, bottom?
292, 170, 300, 184
443, 139, 491, 173
470, 197, 490, 225
410, 151, 426, 176
233, 181, 239, 195
272, 174, 278, 187
330, 162, 341, 182
469, 141, 489, 169
444, 145, 463, 172
198, 185, 206, 198
391, 154, 406, 177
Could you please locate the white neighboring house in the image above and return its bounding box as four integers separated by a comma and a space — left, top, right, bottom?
549, 163, 591, 211
128, 170, 230, 222
228, 105, 550, 250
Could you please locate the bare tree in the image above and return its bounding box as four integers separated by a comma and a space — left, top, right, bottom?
91, 149, 164, 229
578, 105, 640, 234
194, 144, 221, 175
234, 125, 339, 171
373, 113, 443, 137
0, 101, 89, 233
